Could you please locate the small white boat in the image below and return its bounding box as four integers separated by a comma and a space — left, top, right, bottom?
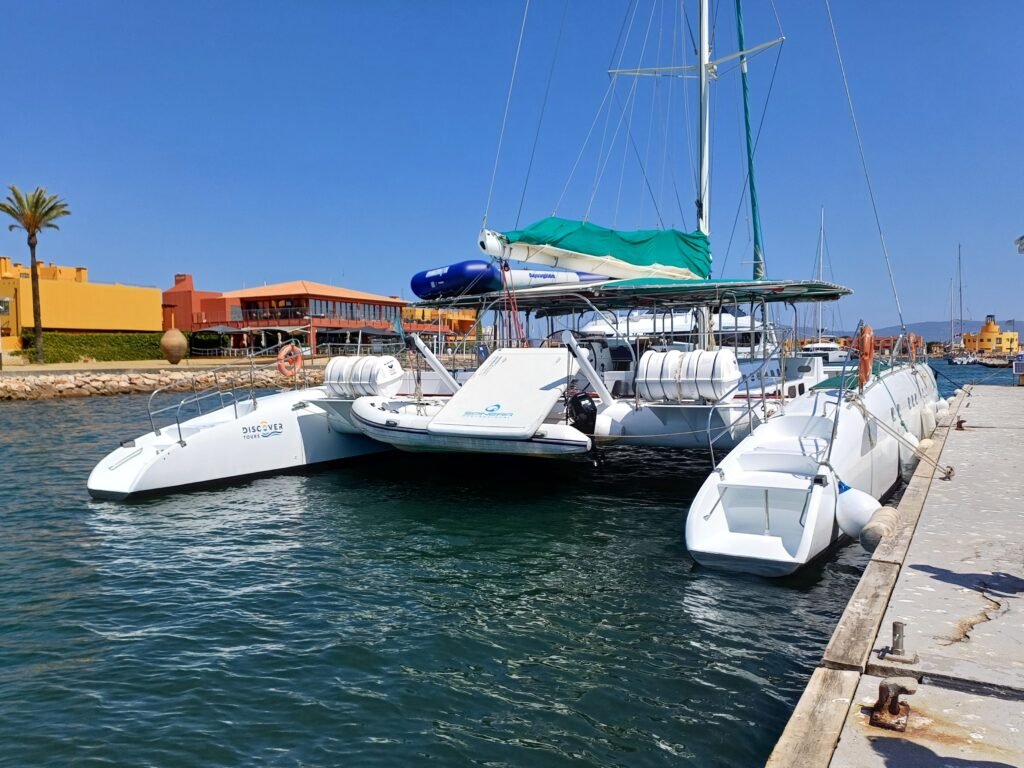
344, 345, 593, 457
947, 352, 977, 366
349, 398, 592, 456
685, 358, 943, 576
800, 338, 852, 366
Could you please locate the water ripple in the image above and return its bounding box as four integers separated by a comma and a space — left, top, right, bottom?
0, 390, 900, 767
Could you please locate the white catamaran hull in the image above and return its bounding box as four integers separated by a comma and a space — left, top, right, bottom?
595, 400, 770, 450
87, 387, 389, 500
685, 362, 940, 576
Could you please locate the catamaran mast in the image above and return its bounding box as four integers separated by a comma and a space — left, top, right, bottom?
697, 0, 711, 236
735, 0, 765, 279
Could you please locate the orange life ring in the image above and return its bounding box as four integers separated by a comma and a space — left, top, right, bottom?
855, 325, 875, 389
276, 342, 304, 376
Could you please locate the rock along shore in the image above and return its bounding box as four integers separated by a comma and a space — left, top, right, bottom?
0, 368, 326, 401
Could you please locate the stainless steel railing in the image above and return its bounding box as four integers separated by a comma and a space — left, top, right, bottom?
705, 332, 793, 467
147, 341, 310, 444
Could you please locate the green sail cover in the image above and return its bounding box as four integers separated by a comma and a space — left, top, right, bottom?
503, 217, 712, 279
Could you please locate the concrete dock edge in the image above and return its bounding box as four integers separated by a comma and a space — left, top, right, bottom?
765, 388, 967, 767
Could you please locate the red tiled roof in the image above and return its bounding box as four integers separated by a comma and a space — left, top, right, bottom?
222, 280, 405, 304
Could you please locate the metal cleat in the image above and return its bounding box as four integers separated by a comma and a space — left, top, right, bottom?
869, 676, 918, 732
878, 620, 919, 664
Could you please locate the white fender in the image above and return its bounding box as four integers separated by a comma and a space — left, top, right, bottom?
915, 437, 934, 458
860, 506, 901, 552
921, 406, 936, 437
898, 430, 920, 478
836, 485, 881, 538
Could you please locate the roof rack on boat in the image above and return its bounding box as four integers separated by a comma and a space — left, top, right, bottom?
413, 278, 851, 316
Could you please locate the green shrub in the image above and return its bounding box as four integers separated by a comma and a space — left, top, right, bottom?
20, 331, 183, 363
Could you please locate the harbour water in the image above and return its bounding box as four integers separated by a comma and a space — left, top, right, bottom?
0, 365, 998, 766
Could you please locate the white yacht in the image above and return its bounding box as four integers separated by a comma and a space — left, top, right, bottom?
799, 337, 852, 366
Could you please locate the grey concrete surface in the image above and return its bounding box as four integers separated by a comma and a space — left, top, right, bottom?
832, 673, 1024, 768
830, 386, 1024, 766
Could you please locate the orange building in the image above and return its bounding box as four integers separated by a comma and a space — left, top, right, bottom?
161, 274, 222, 332
873, 333, 923, 356
162, 274, 476, 351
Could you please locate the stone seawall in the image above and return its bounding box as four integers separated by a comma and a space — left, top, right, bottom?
0, 368, 326, 401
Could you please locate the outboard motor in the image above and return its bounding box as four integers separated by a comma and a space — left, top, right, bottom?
567, 391, 598, 435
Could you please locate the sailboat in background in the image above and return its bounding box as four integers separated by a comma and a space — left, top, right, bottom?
799, 209, 852, 368
947, 245, 976, 365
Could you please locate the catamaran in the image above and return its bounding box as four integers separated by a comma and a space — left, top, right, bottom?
681, 0, 943, 575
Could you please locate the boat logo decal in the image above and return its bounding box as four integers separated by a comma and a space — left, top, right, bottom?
242, 420, 284, 440
461, 403, 513, 419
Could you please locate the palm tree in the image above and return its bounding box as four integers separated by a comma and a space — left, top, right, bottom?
0, 186, 71, 362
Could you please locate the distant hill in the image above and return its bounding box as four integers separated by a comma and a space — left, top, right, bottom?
792, 320, 1020, 342
874, 320, 1018, 341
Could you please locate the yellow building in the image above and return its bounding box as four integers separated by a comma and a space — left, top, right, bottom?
0, 256, 162, 351
401, 306, 479, 336
963, 314, 1019, 356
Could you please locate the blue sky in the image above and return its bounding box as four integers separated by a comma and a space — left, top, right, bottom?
2, 1, 1021, 328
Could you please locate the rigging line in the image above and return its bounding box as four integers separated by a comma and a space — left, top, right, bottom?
587, 7, 654, 222
681, 0, 700, 198
824, 0, 906, 331
646, 54, 692, 230
653, 2, 690, 231
667, 0, 689, 229
631, 0, 665, 229
586, 78, 629, 219
483, 0, 531, 229
608, 0, 641, 72
611, 0, 660, 227
610, 87, 666, 228
768, 0, 784, 37
586, 0, 642, 218
710, 0, 720, 53
515, 0, 570, 228
822, 228, 845, 332
553, 79, 616, 215
718, 82, 750, 277
718, 42, 784, 276
684, 1, 697, 59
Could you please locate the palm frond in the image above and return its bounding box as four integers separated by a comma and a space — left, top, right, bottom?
0, 184, 71, 234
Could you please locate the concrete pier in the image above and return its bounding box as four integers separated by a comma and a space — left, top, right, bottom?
768, 385, 1024, 767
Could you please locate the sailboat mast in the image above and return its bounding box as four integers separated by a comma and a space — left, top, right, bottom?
958, 244, 963, 343
816, 208, 824, 342
735, 0, 765, 279
949, 277, 954, 349
697, 0, 711, 236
